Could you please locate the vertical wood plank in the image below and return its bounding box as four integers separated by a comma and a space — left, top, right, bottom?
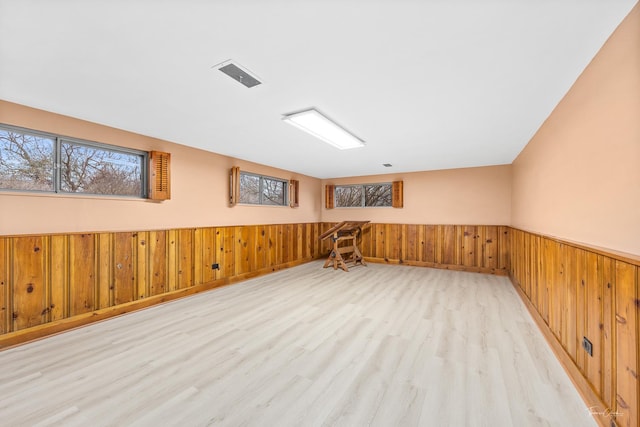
215, 228, 226, 279
601, 256, 616, 410
575, 248, 587, 372
375, 224, 385, 260
306, 223, 313, 259
549, 241, 563, 339
97, 233, 112, 309
564, 246, 578, 361
405, 224, 418, 262
167, 229, 178, 291
540, 238, 551, 325
224, 227, 236, 277
178, 229, 194, 289
483, 226, 498, 270
49, 235, 68, 321
585, 252, 602, 396
498, 226, 510, 272
247, 226, 258, 272
416, 225, 425, 263
195, 227, 217, 284
361, 223, 371, 258
235, 226, 250, 275
136, 231, 148, 299
12, 236, 47, 330
614, 261, 638, 427
384, 224, 401, 262
441, 225, 455, 265
0, 238, 8, 334
462, 225, 476, 268
193, 228, 203, 286
423, 225, 436, 263
266, 225, 276, 268
280, 225, 290, 265
296, 224, 304, 261
69, 234, 96, 316
149, 230, 168, 296
113, 232, 135, 305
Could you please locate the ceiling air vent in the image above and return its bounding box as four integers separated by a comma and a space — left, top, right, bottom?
214, 60, 262, 88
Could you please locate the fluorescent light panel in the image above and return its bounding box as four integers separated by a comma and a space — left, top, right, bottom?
282, 109, 364, 150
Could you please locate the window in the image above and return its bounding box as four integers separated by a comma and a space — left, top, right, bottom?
335, 183, 392, 207
326, 181, 403, 209
0, 124, 147, 198
239, 171, 287, 206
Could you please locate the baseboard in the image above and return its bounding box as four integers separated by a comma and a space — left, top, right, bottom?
364, 257, 509, 276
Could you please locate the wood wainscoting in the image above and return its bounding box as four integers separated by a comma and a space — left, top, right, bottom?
510, 228, 639, 427
359, 224, 510, 275
0, 223, 333, 349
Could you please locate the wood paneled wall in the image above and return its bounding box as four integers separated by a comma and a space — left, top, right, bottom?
510, 228, 639, 427
0, 223, 333, 348
359, 224, 510, 275
4, 221, 636, 426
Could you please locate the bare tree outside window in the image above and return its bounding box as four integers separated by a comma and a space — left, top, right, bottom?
59, 142, 142, 196
335, 185, 363, 207
262, 178, 285, 205
335, 183, 392, 207
239, 172, 287, 206
0, 129, 55, 191
239, 173, 260, 204
365, 183, 392, 206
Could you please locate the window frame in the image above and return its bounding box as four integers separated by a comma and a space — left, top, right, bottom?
334, 182, 393, 208
0, 123, 148, 198
238, 171, 289, 206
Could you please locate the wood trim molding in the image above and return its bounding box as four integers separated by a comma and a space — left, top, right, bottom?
365, 257, 508, 276
229, 166, 240, 206
392, 180, 403, 208
325, 184, 334, 209
510, 227, 640, 267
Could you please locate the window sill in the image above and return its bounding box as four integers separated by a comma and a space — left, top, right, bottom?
0, 189, 149, 202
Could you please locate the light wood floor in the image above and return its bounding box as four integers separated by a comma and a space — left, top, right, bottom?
0, 261, 596, 427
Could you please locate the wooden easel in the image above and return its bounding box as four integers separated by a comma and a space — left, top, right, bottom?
319, 221, 370, 272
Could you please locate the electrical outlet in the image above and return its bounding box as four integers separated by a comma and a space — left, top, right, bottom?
583, 337, 593, 357
211, 263, 220, 270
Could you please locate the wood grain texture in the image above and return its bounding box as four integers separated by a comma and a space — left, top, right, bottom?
510, 227, 640, 427
0, 223, 326, 347
360, 224, 509, 275
0, 262, 596, 426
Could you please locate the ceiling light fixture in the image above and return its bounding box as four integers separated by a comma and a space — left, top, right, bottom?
282, 108, 365, 150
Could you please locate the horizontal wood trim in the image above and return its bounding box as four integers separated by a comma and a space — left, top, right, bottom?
511, 227, 640, 267
365, 257, 509, 276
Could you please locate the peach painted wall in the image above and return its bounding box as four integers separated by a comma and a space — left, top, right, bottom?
511, 3, 640, 256
0, 101, 322, 235
321, 165, 511, 225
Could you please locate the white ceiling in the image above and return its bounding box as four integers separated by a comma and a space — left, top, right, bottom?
0, 1, 635, 179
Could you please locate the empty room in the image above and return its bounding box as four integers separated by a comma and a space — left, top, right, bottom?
0, 1, 638, 426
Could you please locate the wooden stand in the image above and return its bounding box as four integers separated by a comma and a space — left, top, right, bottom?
319, 221, 370, 272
